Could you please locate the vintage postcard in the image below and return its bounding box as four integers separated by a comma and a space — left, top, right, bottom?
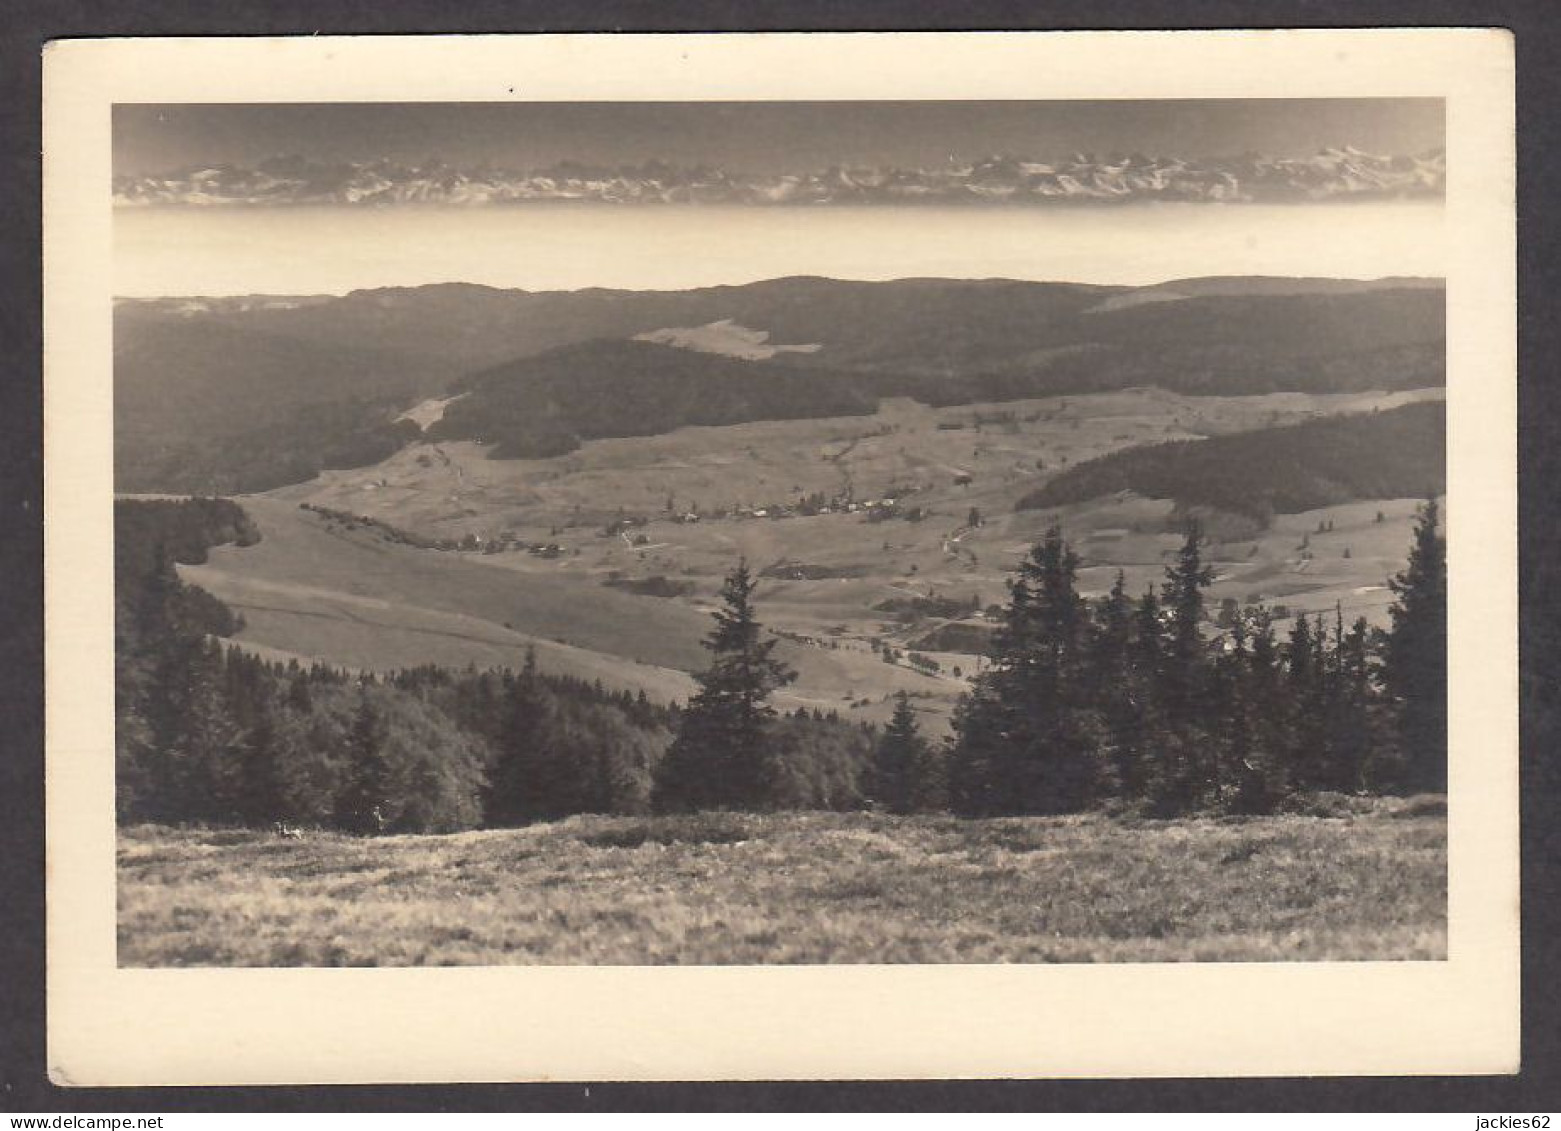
43, 31, 1516, 1084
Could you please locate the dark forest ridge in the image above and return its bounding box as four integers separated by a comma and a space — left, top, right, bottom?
1017, 400, 1446, 522
116, 274, 1445, 494
431, 339, 877, 459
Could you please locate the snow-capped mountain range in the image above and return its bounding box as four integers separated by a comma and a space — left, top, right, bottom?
114, 148, 1445, 207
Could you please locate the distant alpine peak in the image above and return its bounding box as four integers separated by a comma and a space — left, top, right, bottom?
114, 148, 1445, 208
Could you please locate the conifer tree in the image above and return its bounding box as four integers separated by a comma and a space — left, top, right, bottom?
234, 691, 287, 826
1144, 523, 1216, 814
339, 684, 392, 833
948, 526, 1102, 815
1288, 613, 1315, 692
1213, 614, 1262, 812
486, 657, 551, 823
1239, 606, 1291, 807
1383, 498, 1447, 792
1284, 613, 1328, 789
146, 636, 242, 823
1324, 612, 1375, 793
1132, 585, 1166, 685
1089, 571, 1141, 797
1123, 584, 1168, 802
872, 691, 932, 814
1162, 521, 1215, 701
654, 559, 796, 811
1222, 612, 1296, 813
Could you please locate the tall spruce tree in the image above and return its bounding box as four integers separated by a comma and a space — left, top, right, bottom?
1213, 613, 1262, 813
1284, 613, 1328, 790
872, 691, 930, 814
1325, 612, 1375, 793
486, 656, 552, 823
233, 690, 287, 826
948, 526, 1102, 815
1383, 498, 1447, 793
339, 682, 393, 834
1145, 523, 1216, 814
146, 635, 243, 823
1167, 521, 1211, 705
1240, 606, 1291, 809
1124, 584, 1168, 802
1089, 571, 1141, 798
654, 559, 796, 811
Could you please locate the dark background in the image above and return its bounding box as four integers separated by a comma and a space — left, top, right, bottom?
3, 0, 1557, 1113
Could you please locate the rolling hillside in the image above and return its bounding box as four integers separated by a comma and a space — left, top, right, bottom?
182, 497, 953, 725
115, 275, 1444, 493
114, 312, 439, 436
247, 387, 1441, 710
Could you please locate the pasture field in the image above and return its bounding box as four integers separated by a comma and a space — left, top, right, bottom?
181, 387, 1443, 733
119, 801, 1446, 966
182, 495, 952, 727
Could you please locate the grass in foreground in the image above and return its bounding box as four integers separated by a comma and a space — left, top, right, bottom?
118, 802, 1446, 966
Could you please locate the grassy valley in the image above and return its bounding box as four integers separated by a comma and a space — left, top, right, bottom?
114, 273, 1451, 968
227, 386, 1443, 728
182, 496, 949, 726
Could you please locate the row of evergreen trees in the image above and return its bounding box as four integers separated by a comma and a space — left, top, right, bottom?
116, 627, 679, 832
114, 499, 666, 830
662, 502, 1446, 818
118, 632, 880, 832
115, 499, 877, 830
115, 496, 1444, 830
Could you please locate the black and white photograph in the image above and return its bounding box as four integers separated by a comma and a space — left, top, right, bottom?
42, 30, 1517, 1083
106, 92, 1456, 966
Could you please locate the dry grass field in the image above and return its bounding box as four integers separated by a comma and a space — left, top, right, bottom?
119, 801, 1446, 967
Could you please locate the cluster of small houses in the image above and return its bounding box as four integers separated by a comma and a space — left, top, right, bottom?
714, 490, 935, 525
599, 487, 937, 535
316, 459, 984, 565
305, 482, 942, 568
299, 502, 564, 558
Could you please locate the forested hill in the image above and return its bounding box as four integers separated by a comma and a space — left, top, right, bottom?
424, 289, 1444, 461
115, 276, 1443, 492
117, 399, 421, 496
115, 497, 261, 575
115, 497, 262, 648
1016, 399, 1446, 522
427, 339, 878, 458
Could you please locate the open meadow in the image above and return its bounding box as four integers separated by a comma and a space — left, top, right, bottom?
119, 800, 1447, 966
180, 386, 1444, 734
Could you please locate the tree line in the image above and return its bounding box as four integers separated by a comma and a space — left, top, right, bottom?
116, 495, 1444, 831
658, 503, 1446, 818
937, 504, 1444, 817
115, 499, 875, 831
